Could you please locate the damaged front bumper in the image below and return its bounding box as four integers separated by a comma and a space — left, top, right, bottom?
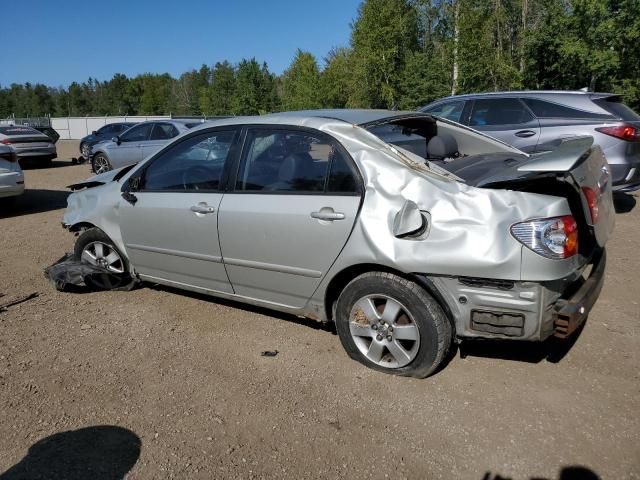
426, 250, 606, 341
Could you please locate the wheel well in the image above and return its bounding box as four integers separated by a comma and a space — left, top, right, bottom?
324, 264, 455, 334
68, 222, 96, 233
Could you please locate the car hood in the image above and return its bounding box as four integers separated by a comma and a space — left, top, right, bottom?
67, 164, 135, 191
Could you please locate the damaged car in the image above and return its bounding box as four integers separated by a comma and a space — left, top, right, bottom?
58, 110, 614, 377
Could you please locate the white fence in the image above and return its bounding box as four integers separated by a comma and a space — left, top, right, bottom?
51, 116, 171, 140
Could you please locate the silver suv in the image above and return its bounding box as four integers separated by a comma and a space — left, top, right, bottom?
421, 91, 640, 192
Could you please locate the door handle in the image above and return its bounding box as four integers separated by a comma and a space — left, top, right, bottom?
311, 208, 345, 221
515, 130, 536, 138
190, 203, 216, 214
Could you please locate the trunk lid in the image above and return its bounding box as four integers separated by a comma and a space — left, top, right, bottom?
444, 136, 614, 249
518, 136, 614, 248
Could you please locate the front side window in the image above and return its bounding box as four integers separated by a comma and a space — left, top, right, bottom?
425, 100, 465, 123
120, 123, 153, 142
469, 98, 534, 126
97, 124, 115, 135
141, 129, 238, 191
236, 129, 343, 193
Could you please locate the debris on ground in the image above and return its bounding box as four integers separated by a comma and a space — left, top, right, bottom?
0, 292, 39, 313
260, 350, 279, 357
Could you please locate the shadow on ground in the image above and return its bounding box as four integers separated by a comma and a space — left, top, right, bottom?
483, 465, 601, 480
0, 189, 69, 218
20, 159, 75, 170
459, 319, 586, 365
148, 283, 337, 334
613, 192, 636, 214
0, 425, 141, 480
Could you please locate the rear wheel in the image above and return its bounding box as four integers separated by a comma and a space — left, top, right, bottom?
74, 228, 134, 290
335, 272, 452, 378
92, 153, 112, 174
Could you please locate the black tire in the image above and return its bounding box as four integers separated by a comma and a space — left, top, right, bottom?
335, 272, 452, 378
92, 153, 112, 174
74, 228, 135, 291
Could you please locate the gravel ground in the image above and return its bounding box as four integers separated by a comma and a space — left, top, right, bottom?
0, 140, 638, 479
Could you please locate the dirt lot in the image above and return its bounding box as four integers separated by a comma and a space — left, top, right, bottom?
1, 140, 638, 479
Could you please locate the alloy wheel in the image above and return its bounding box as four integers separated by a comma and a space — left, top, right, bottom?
348, 294, 420, 368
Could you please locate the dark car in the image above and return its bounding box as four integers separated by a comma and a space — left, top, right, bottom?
79, 122, 138, 159
421, 91, 640, 192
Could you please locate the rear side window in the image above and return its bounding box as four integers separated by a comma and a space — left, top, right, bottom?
469, 98, 533, 126
425, 100, 465, 123
523, 98, 611, 119
236, 129, 356, 194
593, 97, 640, 121
150, 123, 179, 140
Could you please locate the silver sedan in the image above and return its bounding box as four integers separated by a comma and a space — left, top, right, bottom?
61, 110, 613, 377
0, 145, 24, 201
89, 120, 203, 174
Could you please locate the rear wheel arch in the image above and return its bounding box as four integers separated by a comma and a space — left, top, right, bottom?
68, 221, 97, 233
324, 264, 455, 334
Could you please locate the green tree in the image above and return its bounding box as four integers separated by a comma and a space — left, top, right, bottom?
350, 0, 419, 108
200, 61, 236, 115
320, 48, 354, 108
281, 49, 322, 110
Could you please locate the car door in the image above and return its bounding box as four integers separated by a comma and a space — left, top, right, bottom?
118, 127, 241, 292
218, 127, 362, 308
142, 123, 180, 160
468, 98, 541, 152
108, 123, 153, 168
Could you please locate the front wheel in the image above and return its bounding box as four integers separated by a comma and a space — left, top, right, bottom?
335, 272, 452, 378
74, 228, 135, 291
92, 153, 112, 174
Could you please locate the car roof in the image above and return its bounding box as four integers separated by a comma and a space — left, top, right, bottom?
187, 109, 434, 135
427, 90, 619, 103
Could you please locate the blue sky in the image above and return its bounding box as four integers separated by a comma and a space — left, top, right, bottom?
2, 0, 361, 87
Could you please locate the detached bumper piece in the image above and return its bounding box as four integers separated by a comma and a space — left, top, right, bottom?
44, 253, 130, 292
553, 250, 606, 338
471, 310, 525, 337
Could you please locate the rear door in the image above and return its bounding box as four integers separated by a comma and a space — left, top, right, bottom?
468, 98, 541, 152
218, 127, 362, 308
142, 123, 180, 160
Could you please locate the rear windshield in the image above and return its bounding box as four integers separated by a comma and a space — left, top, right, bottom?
0, 126, 42, 136
593, 97, 640, 121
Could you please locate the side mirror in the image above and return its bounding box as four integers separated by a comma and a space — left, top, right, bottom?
91, 130, 97, 135
112, 136, 121, 145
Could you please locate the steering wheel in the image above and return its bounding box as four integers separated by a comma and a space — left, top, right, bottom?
181, 165, 212, 190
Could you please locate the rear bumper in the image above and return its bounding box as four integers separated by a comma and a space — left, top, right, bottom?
428, 250, 607, 342
552, 249, 606, 338
0, 171, 25, 198
610, 163, 640, 191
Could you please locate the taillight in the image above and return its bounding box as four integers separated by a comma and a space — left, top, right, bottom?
581, 186, 600, 223
511, 215, 578, 259
0, 139, 12, 145
595, 124, 640, 142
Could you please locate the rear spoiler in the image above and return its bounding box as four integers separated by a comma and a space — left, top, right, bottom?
517, 136, 594, 173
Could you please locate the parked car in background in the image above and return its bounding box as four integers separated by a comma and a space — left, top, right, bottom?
89, 120, 203, 173
79, 122, 137, 160
62, 110, 613, 377
0, 145, 25, 202
421, 91, 640, 192
0, 125, 57, 166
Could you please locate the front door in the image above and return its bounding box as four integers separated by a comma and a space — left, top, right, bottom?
218, 127, 362, 308
119, 128, 240, 292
